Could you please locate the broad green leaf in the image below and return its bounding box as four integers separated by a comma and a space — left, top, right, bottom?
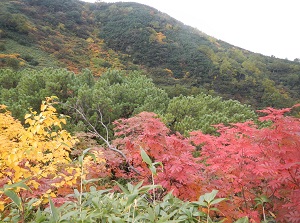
192, 200, 207, 207
127, 182, 134, 193
4, 190, 21, 208
146, 207, 155, 221
60, 210, 79, 220
203, 189, 218, 203
115, 181, 129, 194
139, 184, 161, 194
126, 193, 138, 206
149, 166, 157, 175
210, 198, 227, 205
79, 148, 92, 163
198, 194, 205, 202
90, 186, 97, 192
3, 179, 31, 192
192, 211, 206, 217
49, 197, 59, 222
134, 180, 144, 191
255, 195, 269, 203
140, 147, 152, 165
73, 189, 80, 199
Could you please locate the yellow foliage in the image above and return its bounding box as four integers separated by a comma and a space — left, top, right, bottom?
163, 68, 174, 77
156, 32, 166, 43
0, 97, 80, 208
0, 97, 107, 210
86, 37, 94, 43
0, 201, 4, 211
0, 53, 21, 59
57, 22, 65, 31
149, 31, 166, 44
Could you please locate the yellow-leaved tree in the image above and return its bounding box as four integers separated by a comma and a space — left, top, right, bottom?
0, 97, 81, 211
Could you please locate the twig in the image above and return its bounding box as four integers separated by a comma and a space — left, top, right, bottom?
65, 101, 140, 175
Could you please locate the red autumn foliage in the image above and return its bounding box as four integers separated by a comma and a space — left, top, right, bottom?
111, 112, 203, 200
190, 104, 300, 222
103, 105, 299, 222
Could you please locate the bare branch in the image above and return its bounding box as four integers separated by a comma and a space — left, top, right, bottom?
65, 101, 140, 175
96, 106, 109, 143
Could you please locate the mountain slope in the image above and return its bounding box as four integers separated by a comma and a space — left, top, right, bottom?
95, 2, 213, 78
0, 0, 135, 75
0, 0, 300, 108
93, 2, 300, 108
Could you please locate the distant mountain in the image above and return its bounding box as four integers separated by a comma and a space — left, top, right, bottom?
1, 0, 300, 108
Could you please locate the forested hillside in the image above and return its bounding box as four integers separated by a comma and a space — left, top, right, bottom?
1, 0, 300, 222
1, 0, 300, 108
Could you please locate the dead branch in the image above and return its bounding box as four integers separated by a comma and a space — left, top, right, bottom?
66, 101, 140, 175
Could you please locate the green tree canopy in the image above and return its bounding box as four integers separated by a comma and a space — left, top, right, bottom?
162, 93, 257, 135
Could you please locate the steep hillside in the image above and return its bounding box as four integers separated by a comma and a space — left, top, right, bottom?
0, 0, 136, 75
93, 2, 300, 108
1, 0, 300, 108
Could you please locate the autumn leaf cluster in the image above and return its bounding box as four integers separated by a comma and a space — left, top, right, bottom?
0, 97, 105, 211
1, 97, 299, 222
107, 106, 300, 222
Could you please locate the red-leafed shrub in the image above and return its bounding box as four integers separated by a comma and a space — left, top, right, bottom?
111, 112, 203, 200
190, 105, 300, 222
102, 105, 299, 222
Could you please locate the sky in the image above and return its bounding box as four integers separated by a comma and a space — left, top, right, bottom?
82, 0, 300, 61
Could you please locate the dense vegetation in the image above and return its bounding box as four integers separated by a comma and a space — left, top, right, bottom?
1, 0, 300, 108
1, 0, 300, 222
1, 97, 299, 222
0, 68, 257, 136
